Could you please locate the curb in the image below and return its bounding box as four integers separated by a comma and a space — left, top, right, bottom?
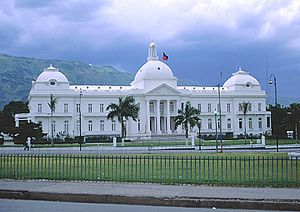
0, 189, 299, 211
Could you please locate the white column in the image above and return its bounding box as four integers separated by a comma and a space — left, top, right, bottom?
146, 100, 151, 133
156, 100, 161, 134
166, 100, 171, 134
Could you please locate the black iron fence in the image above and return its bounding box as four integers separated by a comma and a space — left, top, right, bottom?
0, 154, 299, 187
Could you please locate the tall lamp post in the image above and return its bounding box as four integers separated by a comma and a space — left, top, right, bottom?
218, 83, 223, 153
197, 120, 201, 151
268, 74, 278, 152
79, 89, 83, 151
214, 110, 218, 153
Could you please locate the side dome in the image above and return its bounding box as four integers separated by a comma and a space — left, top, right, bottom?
223, 67, 261, 91
36, 65, 69, 83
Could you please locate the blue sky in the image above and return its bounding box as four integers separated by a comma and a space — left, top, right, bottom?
1, 0, 300, 105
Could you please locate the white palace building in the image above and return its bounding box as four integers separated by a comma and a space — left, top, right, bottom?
15, 42, 271, 139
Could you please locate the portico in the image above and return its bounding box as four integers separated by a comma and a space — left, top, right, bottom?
147, 99, 178, 134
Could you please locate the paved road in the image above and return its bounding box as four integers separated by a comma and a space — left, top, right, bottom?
0, 180, 299, 211
0, 145, 299, 154
1, 199, 285, 212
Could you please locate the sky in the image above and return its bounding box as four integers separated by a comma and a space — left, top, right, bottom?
1, 0, 300, 105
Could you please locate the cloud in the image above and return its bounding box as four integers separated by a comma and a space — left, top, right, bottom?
1, 0, 300, 51
101, 0, 300, 48
0, 0, 300, 102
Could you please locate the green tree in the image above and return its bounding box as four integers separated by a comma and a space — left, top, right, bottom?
241, 102, 250, 141
268, 104, 288, 139
0, 101, 29, 134
174, 101, 200, 138
13, 121, 43, 144
47, 94, 57, 143
288, 103, 300, 139
106, 96, 139, 138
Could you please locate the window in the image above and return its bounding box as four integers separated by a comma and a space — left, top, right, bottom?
88, 120, 93, 131
112, 120, 116, 131
227, 103, 231, 113
217, 103, 220, 112
248, 103, 252, 111
239, 103, 242, 111
170, 101, 175, 113
149, 102, 154, 114
208, 118, 212, 129
38, 104, 42, 113
76, 104, 80, 114
267, 117, 271, 128
88, 104, 93, 113
64, 120, 69, 133
100, 120, 104, 131
76, 120, 80, 134
227, 119, 231, 129
239, 118, 243, 129
198, 104, 201, 112
137, 119, 141, 131
239, 103, 251, 112
51, 120, 56, 133
249, 118, 253, 129
64, 103, 68, 113
208, 103, 212, 112
99, 104, 104, 113
258, 118, 262, 129
258, 103, 262, 111
181, 102, 184, 110
50, 81, 56, 86
160, 102, 164, 114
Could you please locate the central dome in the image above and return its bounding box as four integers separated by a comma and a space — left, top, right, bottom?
133, 60, 174, 81
131, 42, 176, 89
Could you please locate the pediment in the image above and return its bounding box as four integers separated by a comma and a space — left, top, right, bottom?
145, 83, 181, 96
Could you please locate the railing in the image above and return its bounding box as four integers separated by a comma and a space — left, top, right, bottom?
0, 154, 298, 187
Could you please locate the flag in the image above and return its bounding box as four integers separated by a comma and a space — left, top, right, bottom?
162, 52, 168, 61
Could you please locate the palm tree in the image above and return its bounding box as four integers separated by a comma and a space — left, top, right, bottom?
106, 96, 139, 138
174, 101, 200, 138
48, 94, 57, 144
241, 101, 250, 142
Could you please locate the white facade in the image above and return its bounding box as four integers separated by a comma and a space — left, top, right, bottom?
15, 42, 271, 138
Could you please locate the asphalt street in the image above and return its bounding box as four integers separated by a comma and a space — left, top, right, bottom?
1, 199, 288, 212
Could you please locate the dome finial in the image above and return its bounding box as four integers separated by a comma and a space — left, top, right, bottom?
45, 64, 58, 71
147, 42, 158, 61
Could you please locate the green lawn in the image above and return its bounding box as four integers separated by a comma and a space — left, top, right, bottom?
0, 153, 298, 187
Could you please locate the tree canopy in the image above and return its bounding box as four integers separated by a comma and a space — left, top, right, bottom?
174, 101, 200, 138
0, 101, 29, 133
106, 96, 139, 138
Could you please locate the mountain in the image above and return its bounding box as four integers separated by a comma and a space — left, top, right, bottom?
0, 54, 197, 109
